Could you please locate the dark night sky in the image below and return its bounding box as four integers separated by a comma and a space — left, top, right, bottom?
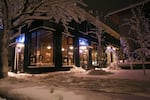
83, 0, 143, 16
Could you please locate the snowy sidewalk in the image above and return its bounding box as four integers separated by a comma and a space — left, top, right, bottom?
5, 86, 85, 100
0, 69, 150, 100
74, 69, 150, 81
1, 82, 150, 100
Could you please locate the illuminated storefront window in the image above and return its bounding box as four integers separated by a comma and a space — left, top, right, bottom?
12, 34, 25, 72
91, 43, 98, 66
30, 30, 53, 66
62, 35, 74, 65
79, 38, 89, 68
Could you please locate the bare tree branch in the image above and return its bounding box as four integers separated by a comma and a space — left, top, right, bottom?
23, 0, 46, 15
12, 0, 29, 22
12, 0, 46, 23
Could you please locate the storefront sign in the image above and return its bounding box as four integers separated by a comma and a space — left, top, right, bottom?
79, 38, 89, 46
16, 34, 25, 43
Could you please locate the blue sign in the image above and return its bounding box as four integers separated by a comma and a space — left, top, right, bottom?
79, 38, 89, 46
16, 34, 25, 43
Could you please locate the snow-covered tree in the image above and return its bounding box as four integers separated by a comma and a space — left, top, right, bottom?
0, 0, 46, 78
95, 24, 106, 68
122, 7, 150, 75
120, 37, 130, 61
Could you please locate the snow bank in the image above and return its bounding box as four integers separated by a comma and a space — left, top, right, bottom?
69, 65, 86, 73
8, 72, 33, 78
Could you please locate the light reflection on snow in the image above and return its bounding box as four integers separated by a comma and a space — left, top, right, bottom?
8, 72, 33, 78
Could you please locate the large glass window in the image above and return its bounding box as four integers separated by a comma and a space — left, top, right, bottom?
91, 42, 98, 66
62, 35, 74, 65
30, 29, 53, 66
79, 38, 89, 68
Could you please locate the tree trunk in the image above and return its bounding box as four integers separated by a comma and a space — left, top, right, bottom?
97, 32, 103, 69
0, 29, 9, 78
0, 0, 10, 78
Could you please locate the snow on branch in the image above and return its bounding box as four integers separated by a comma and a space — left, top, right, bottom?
1, 0, 120, 41
11, 0, 88, 29
76, 0, 88, 7
11, 16, 53, 29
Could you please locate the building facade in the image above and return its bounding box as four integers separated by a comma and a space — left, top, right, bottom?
8, 19, 120, 73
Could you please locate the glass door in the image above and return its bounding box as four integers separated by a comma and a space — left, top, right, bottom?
14, 43, 24, 73
79, 46, 89, 69
79, 38, 89, 69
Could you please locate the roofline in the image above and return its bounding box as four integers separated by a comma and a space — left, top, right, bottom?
82, 11, 120, 39
106, 0, 150, 17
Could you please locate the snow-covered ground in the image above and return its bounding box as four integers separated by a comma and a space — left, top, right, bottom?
0, 68, 150, 100
75, 68, 150, 81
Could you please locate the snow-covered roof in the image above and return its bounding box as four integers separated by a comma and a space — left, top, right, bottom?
80, 10, 120, 39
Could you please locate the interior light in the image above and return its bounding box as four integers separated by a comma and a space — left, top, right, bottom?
79, 46, 87, 50
85, 49, 88, 52
107, 46, 111, 50
69, 46, 74, 50
47, 46, 51, 49
62, 48, 65, 51
79, 49, 83, 53
112, 47, 116, 51
16, 43, 24, 48
18, 48, 21, 52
